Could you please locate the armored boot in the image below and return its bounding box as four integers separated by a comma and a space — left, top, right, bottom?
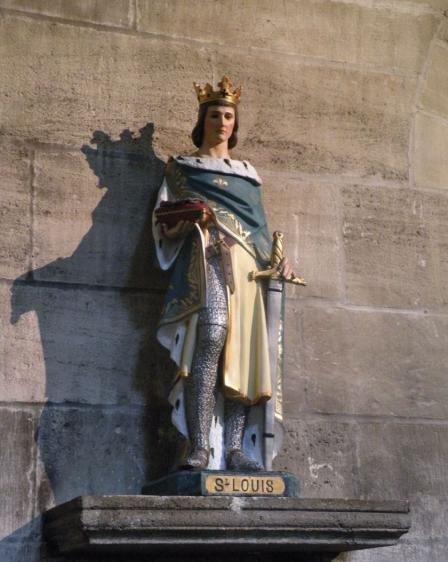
225, 399, 263, 472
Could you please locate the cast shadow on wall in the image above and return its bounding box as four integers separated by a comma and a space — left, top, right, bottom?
10, 124, 180, 516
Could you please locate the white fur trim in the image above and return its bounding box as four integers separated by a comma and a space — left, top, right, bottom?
173, 155, 262, 185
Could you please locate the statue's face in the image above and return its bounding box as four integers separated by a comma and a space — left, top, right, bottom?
203, 104, 235, 147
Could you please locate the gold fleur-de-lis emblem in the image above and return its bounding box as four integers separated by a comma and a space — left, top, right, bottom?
213, 177, 228, 188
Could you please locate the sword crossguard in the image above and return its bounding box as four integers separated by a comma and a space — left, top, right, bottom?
285, 274, 307, 286
249, 231, 307, 286
248, 267, 277, 281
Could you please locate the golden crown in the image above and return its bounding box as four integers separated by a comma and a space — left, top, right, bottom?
193, 75, 242, 106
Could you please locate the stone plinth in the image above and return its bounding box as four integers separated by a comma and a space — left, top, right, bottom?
44, 495, 410, 556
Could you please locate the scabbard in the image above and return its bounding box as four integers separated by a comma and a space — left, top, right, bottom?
263, 278, 284, 470
218, 239, 235, 294
204, 232, 236, 294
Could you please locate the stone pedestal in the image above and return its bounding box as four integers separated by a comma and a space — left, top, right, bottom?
44, 495, 410, 560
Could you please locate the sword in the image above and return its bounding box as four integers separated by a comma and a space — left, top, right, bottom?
249, 232, 306, 470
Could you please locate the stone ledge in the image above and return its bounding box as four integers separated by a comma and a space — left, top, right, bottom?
44, 495, 410, 555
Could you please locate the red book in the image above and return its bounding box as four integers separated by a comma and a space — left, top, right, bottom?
155, 199, 213, 229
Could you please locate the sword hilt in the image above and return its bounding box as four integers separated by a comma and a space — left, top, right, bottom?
271, 231, 284, 269
249, 231, 307, 286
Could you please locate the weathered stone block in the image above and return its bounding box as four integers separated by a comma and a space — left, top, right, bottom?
283, 303, 448, 419
439, 18, 448, 42
342, 184, 448, 309
6, 280, 169, 404
414, 111, 448, 190
357, 421, 448, 503
36, 406, 147, 510
261, 172, 342, 300
32, 146, 167, 289
33, 151, 102, 283
410, 0, 448, 12
226, 54, 415, 180
0, 408, 36, 539
0, 15, 212, 149
0, 282, 46, 402
137, 0, 437, 74
0, 0, 132, 27
0, 141, 31, 279
420, 43, 448, 119
274, 418, 359, 499
355, 421, 448, 558
0, 15, 417, 180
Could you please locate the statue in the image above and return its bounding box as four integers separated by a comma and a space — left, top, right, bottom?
152, 76, 303, 473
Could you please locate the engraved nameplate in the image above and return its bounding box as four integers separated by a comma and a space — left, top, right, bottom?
141, 470, 299, 497
204, 473, 286, 496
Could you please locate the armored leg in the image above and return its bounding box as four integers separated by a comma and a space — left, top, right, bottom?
184, 248, 228, 469
224, 399, 248, 452
225, 399, 263, 471
184, 322, 226, 467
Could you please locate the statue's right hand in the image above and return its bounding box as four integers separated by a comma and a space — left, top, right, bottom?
160, 220, 195, 240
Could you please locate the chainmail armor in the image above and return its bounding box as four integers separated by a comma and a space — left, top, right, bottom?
185, 227, 249, 461
185, 228, 228, 451
224, 400, 248, 452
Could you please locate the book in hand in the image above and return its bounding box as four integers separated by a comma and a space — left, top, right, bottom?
155, 199, 213, 229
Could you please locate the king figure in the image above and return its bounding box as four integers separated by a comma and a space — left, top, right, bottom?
152, 76, 300, 472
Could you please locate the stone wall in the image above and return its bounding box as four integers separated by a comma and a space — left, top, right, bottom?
0, 1, 447, 561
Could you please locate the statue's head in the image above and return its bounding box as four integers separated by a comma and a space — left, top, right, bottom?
191, 76, 241, 149
191, 100, 239, 149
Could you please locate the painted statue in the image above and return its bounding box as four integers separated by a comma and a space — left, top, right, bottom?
152, 76, 301, 472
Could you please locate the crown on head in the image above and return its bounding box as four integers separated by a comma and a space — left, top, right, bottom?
193, 75, 242, 106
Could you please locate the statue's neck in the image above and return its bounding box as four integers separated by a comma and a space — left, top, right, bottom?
196, 142, 230, 160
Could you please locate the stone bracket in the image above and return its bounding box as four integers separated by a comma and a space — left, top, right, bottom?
44, 495, 410, 557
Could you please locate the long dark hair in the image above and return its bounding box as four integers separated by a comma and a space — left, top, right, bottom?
191, 99, 239, 149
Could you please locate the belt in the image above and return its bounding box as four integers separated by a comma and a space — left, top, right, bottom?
205, 233, 236, 294
205, 234, 237, 259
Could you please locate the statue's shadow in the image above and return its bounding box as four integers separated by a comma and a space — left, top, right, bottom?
10, 124, 180, 516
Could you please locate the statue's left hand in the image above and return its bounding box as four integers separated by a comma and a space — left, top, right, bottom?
160, 220, 195, 240
277, 257, 295, 281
